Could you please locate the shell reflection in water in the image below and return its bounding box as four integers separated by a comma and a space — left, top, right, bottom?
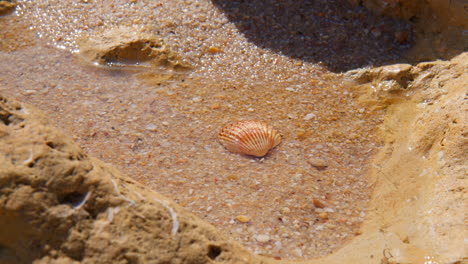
218, 120, 281, 157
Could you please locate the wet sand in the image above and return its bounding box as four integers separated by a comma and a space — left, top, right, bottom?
0, 0, 413, 259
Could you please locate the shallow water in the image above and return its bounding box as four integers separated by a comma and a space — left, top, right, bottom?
0, 0, 413, 259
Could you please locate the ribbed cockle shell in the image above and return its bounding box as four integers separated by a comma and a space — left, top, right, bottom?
218, 120, 281, 157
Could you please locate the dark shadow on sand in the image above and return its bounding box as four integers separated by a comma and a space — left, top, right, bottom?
211, 0, 414, 72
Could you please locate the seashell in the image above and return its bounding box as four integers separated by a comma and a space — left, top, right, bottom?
218, 120, 281, 157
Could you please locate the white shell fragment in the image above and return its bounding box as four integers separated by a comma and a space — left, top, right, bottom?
218, 120, 281, 157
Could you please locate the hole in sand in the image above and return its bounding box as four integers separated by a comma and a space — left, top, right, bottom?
45, 141, 58, 149
59, 192, 87, 208
0, 112, 12, 126
207, 244, 222, 260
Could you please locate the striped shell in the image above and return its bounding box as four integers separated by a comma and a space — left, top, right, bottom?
218, 120, 281, 157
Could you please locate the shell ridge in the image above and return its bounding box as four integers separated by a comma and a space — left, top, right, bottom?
218, 120, 281, 157
247, 125, 266, 156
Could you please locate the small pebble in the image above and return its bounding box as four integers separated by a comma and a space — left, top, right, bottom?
296, 129, 307, 139
292, 247, 303, 257
235, 215, 251, 223
318, 212, 328, 219
371, 27, 382, 37
23, 89, 37, 95
255, 234, 270, 243
308, 158, 328, 169
207, 46, 223, 53
313, 199, 326, 208
280, 207, 291, 214
211, 103, 221, 109
145, 124, 157, 131
274, 241, 282, 249
227, 175, 239, 181
303, 113, 316, 120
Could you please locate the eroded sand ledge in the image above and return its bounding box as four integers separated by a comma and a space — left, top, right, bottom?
1, 53, 466, 263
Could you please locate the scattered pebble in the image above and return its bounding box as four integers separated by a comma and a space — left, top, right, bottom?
255, 234, 270, 243
227, 175, 239, 181
296, 129, 307, 139
315, 144, 324, 149
23, 89, 37, 95
308, 158, 328, 169
292, 247, 303, 257
211, 103, 221, 109
235, 215, 251, 223
318, 212, 329, 219
313, 199, 326, 209
280, 207, 291, 214
303, 113, 316, 120
207, 46, 224, 53
145, 124, 157, 131
274, 241, 282, 249
371, 27, 382, 37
